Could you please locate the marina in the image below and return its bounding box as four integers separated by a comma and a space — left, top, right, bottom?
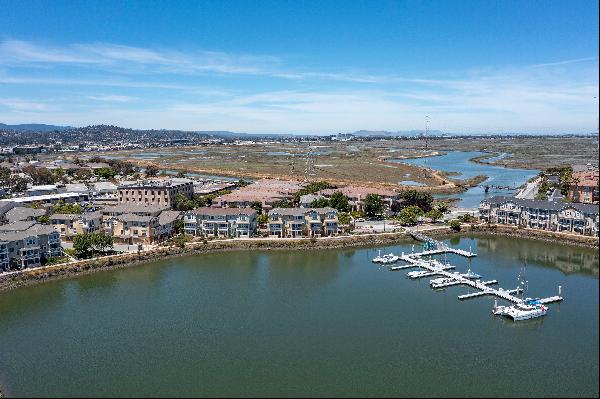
381, 233, 563, 321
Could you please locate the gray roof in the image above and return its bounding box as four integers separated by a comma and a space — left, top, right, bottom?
65, 183, 89, 193
115, 214, 154, 223
0, 222, 57, 243
5, 207, 46, 222
269, 207, 337, 217
158, 210, 181, 226
191, 207, 257, 217
0, 201, 16, 216
0, 220, 37, 232
101, 203, 169, 215
482, 196, 599, 216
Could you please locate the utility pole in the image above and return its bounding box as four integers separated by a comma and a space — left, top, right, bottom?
424, 115, 431, 151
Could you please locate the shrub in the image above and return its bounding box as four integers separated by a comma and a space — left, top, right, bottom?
450, 220, 461, 232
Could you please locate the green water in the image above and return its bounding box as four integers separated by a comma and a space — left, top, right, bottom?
0, 236, 598, 397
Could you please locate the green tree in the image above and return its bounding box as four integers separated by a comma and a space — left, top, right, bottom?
238, 179, 251, 187
38, 214, 50, 224
435, 202, 449, 214
450, 220, 462, 231
53, 203, 84, 214
145, 164, 160, 177
91, 232, 113, 253
94, 167, 116, 180
73, 233, 93, 258
363, 193, 384, 217
174, 193, 194, 211
397, 206, 420, 226
272, 199, 293, 208
257, 213, 269, 225
329, 191, 349, 212
7, 176, 29, 193
192, 194, 210, 208
250, 201, 263, 214
173, 219, 184, 235
310, 197, 330, 208
74, 168, 93, 181
23, 165, 58, 185
425, 209, 444, 222
399, 190, 434, 212
338, 212, 351, 225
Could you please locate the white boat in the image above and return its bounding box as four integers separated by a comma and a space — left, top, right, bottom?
379, 253, 399, 264
407, 270, 432, 279
461, 269, 482, 279
429, 277, 456, 288
493, 302, 548, 321
372, 250, 385, 263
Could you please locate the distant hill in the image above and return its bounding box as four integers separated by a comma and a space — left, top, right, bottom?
0, 123, 72, 132
351, 129, 445, 137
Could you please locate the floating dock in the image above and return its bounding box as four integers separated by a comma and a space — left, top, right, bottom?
393, 233, 563, 310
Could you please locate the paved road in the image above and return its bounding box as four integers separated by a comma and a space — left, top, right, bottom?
515, 177, 540, 199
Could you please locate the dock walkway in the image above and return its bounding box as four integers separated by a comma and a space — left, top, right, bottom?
395, 233, 563, 306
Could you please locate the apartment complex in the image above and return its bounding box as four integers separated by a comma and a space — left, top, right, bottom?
0, 222, 62, 270
183, 207, 257, 238
479, 196, 599, 236
268, 207, 339, 237
117, 178, 193, 207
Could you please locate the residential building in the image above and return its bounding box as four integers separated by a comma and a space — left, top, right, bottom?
318, 186, 398, 212
26, 184, 67, 197
217, 179, 304, 209
0, 222, 62, 270
49, 212, 102, 239
117, 178, 193, 207
568, 170, 599, 204
101, 204, 181, 244
5, 207, 46, 223
183, 207, 257, 238
0, 192, 90, 207
479, 196, 599, 236
268, 207, 339, 237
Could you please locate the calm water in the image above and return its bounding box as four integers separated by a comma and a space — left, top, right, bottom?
0, 236, 597, 397
395, 151, 539, 208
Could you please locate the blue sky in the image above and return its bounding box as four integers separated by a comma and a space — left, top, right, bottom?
0, 0, 598, 134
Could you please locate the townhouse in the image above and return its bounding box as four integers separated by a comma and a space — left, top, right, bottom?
49, 212, 103, 239
0, 221, 62, 270
183, 207, 257, 238
267, 207, 339, 238
4, 206, 46, 223
479, 196, 599, 236
100, 204, 180, 244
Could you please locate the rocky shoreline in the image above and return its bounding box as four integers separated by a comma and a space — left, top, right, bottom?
0, 226, 597, 293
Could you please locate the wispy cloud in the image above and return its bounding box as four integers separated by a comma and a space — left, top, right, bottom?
0, 39, 280, 76
0, 39, 597, 133
0, 98, 53, 112
529, 56, 599, 68
88, 95, 138, 102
